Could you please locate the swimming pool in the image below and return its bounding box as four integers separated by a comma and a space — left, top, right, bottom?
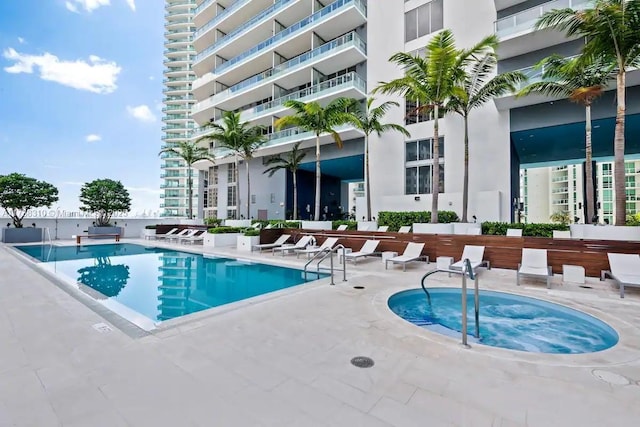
388, 288, 619, 354
15, 243, 324, 329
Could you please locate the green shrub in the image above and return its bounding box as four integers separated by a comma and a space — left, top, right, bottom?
481, 222, 568, 237
332, 220, 357, 230
207, 226, 245, 234
378, 210, 460, 231
626, 213, 640, 226
243, 229, 261, 237
144, 225, 157, 230
204, 217, 221, 227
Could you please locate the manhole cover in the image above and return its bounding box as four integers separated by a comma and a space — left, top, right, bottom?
350, 356, 375, 368
592, 369, 630, 385
353, 286, 365, 290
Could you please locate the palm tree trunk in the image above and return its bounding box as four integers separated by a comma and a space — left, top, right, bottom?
314, 134, 321, 221
245, 158, 251, 219
461, 114, 469, 223
235, 156, 240, 220
364, 134, 372, 221
293, 170, 298, 221
187, 166, 193, 219
614, 70, 626, 226
585, 103, 595, 225
431, 104, 440, 224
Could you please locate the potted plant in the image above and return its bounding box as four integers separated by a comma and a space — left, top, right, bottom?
203, 226, 245, 248
0, 173, 59, 243
79, 179, 131, 238
237, 228, 260, 252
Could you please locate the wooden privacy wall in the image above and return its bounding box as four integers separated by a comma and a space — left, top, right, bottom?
260, 229, 640, 277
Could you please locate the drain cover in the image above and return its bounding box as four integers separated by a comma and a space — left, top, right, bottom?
353, 286, 365, 290
350, 356, 375, 368
592, 369, 630, 385
579, 285, 593, 289
92, 322, 113, 334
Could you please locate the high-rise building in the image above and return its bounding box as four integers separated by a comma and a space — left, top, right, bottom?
161, 0, 198, 218
182, 0, 640, 223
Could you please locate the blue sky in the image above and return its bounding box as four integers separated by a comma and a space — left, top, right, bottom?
0, 0, 165, 215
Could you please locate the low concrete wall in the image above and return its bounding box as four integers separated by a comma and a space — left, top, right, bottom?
224, 220, 252, 228
301, 221, 333, 230
570, 224, 640, 241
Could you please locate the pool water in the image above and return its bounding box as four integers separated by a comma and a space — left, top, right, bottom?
388, 288, 619, 354
15, 244, 324, 328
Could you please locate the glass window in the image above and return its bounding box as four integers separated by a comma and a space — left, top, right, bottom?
417, 4, 431, 37
418, 140, 430, 160
431, 0, 443, 32
406, 141, 418, 162
418, 165, 430, 193
227, 163, 236, 183
227, 186, 236, 206
405, 167, 418, 194
404, 8, 417, 42
405, 1, 443, 42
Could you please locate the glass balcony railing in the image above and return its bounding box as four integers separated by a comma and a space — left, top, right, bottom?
192, 32, 366, 114
193, 72, 365, 136
164, 28, 194, 36
165, 66, 192, 72
210, 0, 366, 73
195, 0, 293, 61
495, 0, 592, 39
163, 56, 195, 64
163, 85, 192, 93
164, 47, 196, 55
162, 105, 191, 112
163, 76, 196, 83
195, 0, 252, 36
165, 19, 193, 26
161, 172, 189, 178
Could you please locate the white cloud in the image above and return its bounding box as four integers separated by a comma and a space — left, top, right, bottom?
125, 0, 136, 12
17, 37, 25, 44
126, 105, 156, 123
65, 0, 110, 13
86, 134, 102, 142
148, 75, 154, 80
2, 48, 121, 94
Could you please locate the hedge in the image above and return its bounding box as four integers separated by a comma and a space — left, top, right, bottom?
481, 222, 569, 237
243, 229, 261, 237
378, 210, 460, 231
207, 226, 246, 234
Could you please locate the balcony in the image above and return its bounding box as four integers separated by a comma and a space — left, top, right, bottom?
495, 0, 529, 10
194, 0, 367, 82
193, 72, 366, 135
495, 0, 592, 59
191, 32, 367, 123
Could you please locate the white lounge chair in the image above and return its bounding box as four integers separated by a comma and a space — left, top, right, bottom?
517, 248, 552, 288
450, 245, 489, 272
273, 235, 312, 256
252, 234, 290, 252
336, 224, 348, 231
166, 229, 195, 243
398, 226, 411, 233
342, 240, 380, 264
603, 253, 640, 298
296, 237, 338, 259
552, 230, 571, 239
179, 230, 206, 245
155, 228, 179, 240
377, 226, 389, 232
385, 242, 426, 271
264, 223, 273, 230
506, 228, 522, 237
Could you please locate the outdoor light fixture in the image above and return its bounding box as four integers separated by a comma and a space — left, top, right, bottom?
414, 196, 420, 201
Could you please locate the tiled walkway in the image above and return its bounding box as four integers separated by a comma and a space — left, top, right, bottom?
1, 240, 639, 426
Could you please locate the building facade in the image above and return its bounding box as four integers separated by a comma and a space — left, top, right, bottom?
181, 0, 640, 223
162, 0, 199, 218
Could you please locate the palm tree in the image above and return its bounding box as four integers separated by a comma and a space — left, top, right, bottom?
374, 30, 478, 223
159, 141, 215, 219
447, 35, 527, 223
518, 55, 613, 224
345, 98, 410, 221
263, 142, 307, 220
198, 112, 265, 219
536, 0, 640, 224
275, 98, 356, 220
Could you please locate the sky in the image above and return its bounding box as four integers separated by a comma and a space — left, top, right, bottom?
0, 0, 165, 216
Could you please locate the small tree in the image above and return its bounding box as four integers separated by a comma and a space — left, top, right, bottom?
79, 179, 132, 226
263, 142, 307, 220
0, 173, 59, 228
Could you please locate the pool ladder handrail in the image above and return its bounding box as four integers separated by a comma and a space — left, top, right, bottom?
303, 244, 347, 285
419, 258, 480, 348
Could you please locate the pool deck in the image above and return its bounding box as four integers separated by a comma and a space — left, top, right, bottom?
1, 239, 640, 426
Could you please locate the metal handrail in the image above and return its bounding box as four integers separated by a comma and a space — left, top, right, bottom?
303, 244, 347, 285
418, 258, 480, 348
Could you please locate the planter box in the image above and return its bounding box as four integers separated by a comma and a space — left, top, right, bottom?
225, 220, 252, 228
301, 221, 333, 230
203, 232, 242, 248
237, 235, 260, 252
413, 223, 454, 234
88, 226, 123, 238
1, 227, 43, 243
357, 221, 377, 231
